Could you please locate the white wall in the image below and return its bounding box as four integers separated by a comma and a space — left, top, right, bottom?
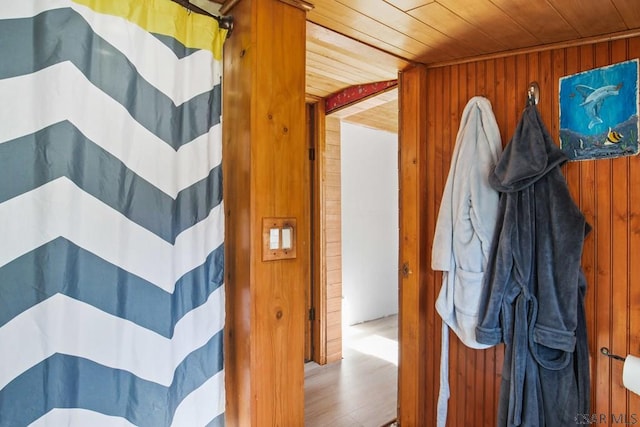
341, 122, 398, 325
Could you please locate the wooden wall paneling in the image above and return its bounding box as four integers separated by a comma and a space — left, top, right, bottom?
514, 54, 528, 124
493, 57, 507, 148
610, 155, 630, 415
311, 109, 344, 365
222, 0, 308, 424
628, 33, 640, 417
476, 59, 486, 100
310, 102, 327, 365
569, 45, 599, 415
610, 38, 630, 418
252, 0, 308, 415
593, 41, 614, 418
417, 62, 431, 423
504, 55, 518, 141
556, 48, 586, 410
527, 52, 544, 123
423, 35, 640, 426
397, 64, 428, 425
422, 57, 456, 427
559, 47, 579, 203
424, 64, 440, 427
537, 50, 552, 129
581, 128, 600, 412
324, 115, 343, 363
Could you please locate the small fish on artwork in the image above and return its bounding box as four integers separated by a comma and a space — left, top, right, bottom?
604, 128, 623, 145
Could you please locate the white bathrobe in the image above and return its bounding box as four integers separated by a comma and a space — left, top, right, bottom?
431, 96, 502, 427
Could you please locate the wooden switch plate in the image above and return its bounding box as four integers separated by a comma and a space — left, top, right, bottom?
262, 217, 297, 261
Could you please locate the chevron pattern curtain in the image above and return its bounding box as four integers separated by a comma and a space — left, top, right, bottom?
0, 1, 226, 426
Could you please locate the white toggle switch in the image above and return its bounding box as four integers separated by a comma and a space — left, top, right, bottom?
262, 218, 297, 261
269, 228, 280, 249
281, 227, 292, 250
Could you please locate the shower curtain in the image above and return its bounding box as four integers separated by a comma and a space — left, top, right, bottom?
0, 1, 226, 425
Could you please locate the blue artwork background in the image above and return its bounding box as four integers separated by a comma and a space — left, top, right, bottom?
560, 59, 638, 135
559, 59, 639, 160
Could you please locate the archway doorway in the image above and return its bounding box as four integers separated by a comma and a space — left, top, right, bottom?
304, 91, 399, 426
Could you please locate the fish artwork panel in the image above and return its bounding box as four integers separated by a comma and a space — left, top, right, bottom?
559, 59, 639, 161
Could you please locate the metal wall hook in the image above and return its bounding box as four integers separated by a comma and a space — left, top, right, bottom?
601, 347, 626, 362
527, 81, 540, 107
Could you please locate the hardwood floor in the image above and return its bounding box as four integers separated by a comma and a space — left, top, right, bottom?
304, 314, 398, 427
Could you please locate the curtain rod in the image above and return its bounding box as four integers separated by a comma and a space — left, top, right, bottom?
169, 0, 233, 33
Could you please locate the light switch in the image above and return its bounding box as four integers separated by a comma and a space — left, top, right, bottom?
262, 217, 297, 261
281, 227, 292, 250
269, 228, 280, 249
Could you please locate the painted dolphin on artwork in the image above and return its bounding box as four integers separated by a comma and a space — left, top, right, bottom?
575, 83, 622, 129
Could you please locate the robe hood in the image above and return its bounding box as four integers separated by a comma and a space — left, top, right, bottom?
490, 105, 568, 193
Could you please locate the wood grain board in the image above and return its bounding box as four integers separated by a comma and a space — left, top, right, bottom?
413, 36, 640, 426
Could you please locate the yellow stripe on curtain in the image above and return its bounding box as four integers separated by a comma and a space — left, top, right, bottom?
73, 0, 227, 59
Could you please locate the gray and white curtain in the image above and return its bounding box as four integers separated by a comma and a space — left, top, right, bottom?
0, 1, 226, 425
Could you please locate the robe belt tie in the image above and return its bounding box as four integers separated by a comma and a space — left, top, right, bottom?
510, 288, 537, 426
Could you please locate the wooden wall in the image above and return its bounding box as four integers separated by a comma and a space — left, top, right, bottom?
310, 104, 343, 365
323, 115, 343, 363
398, 64, 429, 424
422, 36, 640, 425
222, 0, 308, 424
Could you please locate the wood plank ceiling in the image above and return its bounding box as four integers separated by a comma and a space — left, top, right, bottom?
210, 0, 640, 132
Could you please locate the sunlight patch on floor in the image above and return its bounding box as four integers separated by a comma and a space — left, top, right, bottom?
346, 334, 398, 366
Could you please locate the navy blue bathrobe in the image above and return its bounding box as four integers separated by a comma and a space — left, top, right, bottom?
476, 105, 591, 426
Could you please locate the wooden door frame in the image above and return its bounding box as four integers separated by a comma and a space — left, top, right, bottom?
221, 0, 309, 424
221, 0, 428, 422
308, 100, 341, 365
307, 64, 428, 424
308, 102, 363, 366
396, 64, 429, 424
307, 101, 324, 363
